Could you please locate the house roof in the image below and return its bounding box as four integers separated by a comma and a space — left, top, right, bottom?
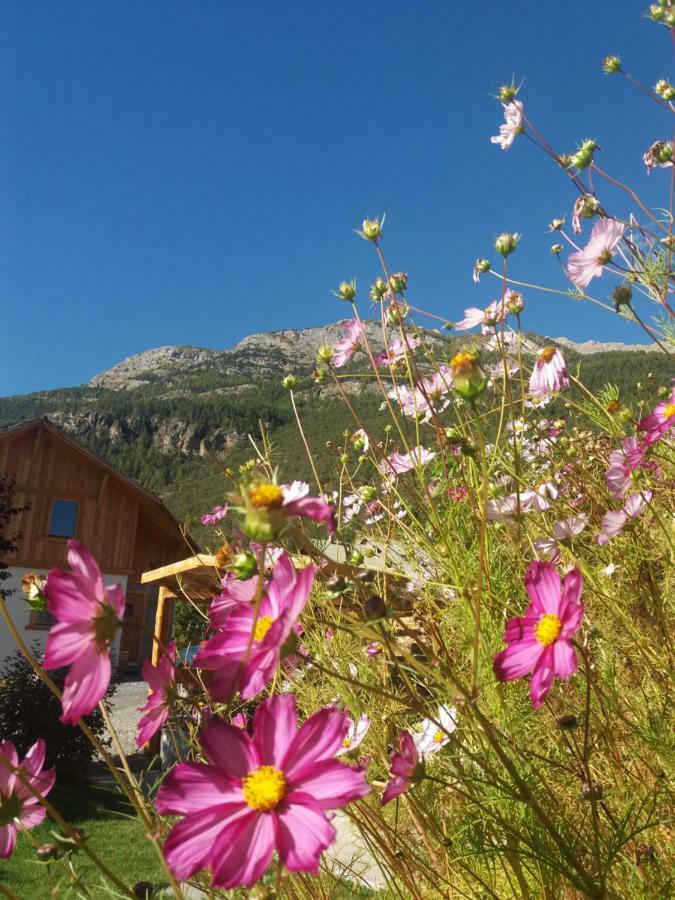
0, 417, 194, 547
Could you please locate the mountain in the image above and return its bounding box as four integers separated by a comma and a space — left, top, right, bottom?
0, 321, 668, 534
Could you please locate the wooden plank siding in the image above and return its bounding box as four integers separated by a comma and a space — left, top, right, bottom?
0, 421, 188, 582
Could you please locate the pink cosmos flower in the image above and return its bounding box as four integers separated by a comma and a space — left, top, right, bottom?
136, 641, 178, 747
455, 299, 506, 331
567, 218, 625, 289
332, 319, 365, 368
201, 505, 229, 525
490, 100, 524, 150
596, 491, 652, 546
281, 481, 337, 535
0, 739, 55, 858
156, 695, 370, 889
382, 730, 423, 805
380, 446, 435, 479
637, 388, 675, 446
365, 641, 382, 657
374, 335, 421, 367
533, 515, 588, 563
606, 437, 645, 500
44, 540, 124, 724
529, 346, 569, 395
195, 554, 314, 701
493, 561, 584, 708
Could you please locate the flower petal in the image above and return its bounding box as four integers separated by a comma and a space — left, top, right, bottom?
283, 707, 349, 781
0, 824, 17, 859
288, 760, 370, 809
275, 799, 336, 873
553, 640, 578, 680
59, 645, 111, 724
529, 646, 555, 708
252, 695, 297, 768
524, 562, 562, 615
199, 720, 259, 778
162, 804, 245, 881
157, 762, 242, 815
210, 810, 276, 888
493, 638, 541, 681
44, 621, 95, 669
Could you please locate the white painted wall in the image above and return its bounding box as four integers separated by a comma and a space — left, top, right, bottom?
0, 567, 126, 674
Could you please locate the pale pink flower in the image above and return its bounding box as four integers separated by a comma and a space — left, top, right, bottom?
281, 481, 337, 536
195, 554, 314, 701
455, 299, 506, 331
365, 642, 382, 657
596, 491, 652, 546
0, 740, 55, 858
156, 695, 370, 888
606, 437, 645, 500
413, 705, 458, 758
493, 561, 584, 708
137, 641, 178, 747
382, 730, 423, 804
490, 100, 524, 150
44, 540, 124, 724
201, 505, 229, 525
332, 319, 365, 368
637, 387, 675, 446
529, 346, 569, 395
380, 446, 435, 478
374, 335, 421, 367
567, 218, 625, 289
534, 515, 587, 563
337, 715, 371, 755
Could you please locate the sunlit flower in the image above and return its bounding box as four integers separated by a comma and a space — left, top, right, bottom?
337, 715, 371, 755
380, 446, 436, 479
567, 218, 625, 289
454, 299, 506, 331
332, 319, 365, 368
156, 695, 370, 888
382, 730, 423, 804
472, 258, 490, 282
242, 480, 336, 540
374, 335, 421, 367
201, 505, 229, 525
195, 554, 314, 701
0, 739, 55, 858
534, 515, 588, 563
365, 642, 382, 657
493, 561, 584, 708
414, 705, 458, 757
643, 140, 673, 172
606, 437, 645, 500
490, 100, 524, 150
137, 641, 178, 747
529, 346, 569, 395
596, 491, 652, 546
637, 387, 675, 446
44, 540, 124, 724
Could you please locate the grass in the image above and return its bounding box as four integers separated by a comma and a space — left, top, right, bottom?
1, 779, 167, 898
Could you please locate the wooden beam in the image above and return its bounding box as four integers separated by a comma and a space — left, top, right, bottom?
141, 554, 217, 584
152, 585, 176, 667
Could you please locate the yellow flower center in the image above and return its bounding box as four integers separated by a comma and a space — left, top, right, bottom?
450, 351, 478, 372
242, 766, 286, 811
534, 613, 563, 646
253, 615, 275, 642
248, 483, 284, 509
342, 736, 352, 748
433, 730, 445, 744
664, 403, 675, 420
540, 346, 557, 363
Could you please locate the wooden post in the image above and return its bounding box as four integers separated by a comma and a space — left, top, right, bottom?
152, 585, 175, 666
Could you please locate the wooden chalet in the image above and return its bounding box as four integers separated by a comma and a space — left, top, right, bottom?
0, 418, 191, 672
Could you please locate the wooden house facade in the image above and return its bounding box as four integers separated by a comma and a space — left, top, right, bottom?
0, 419, 189, 672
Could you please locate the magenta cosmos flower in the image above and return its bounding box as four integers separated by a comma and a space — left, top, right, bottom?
156, 694, 370, 889
529, 346, 569, 395
332, 319, 365, 368
493, 561, 584, 708
567, 217, 625, 289
638, 387, 675, 447
44, 540, 124, 724
490, 100, 524, 150
242, 480, 336, 541
195, 553, 314, 701
382, 730, 424, 805
136, 641, 178, 747
201, 504, 229, 525
0, 739, 55, 858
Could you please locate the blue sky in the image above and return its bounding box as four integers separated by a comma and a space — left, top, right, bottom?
1, 1, 672, 395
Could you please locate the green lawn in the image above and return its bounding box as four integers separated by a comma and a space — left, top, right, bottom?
0, 780, 168, 898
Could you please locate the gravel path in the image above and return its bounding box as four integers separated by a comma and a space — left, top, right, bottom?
107, 678, 149, 756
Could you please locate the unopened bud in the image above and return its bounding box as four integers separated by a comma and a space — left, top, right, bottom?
317, 343, 334, 363
498, 84, 518, 103
369, 276, 388, 301
612, 283, 633, 310
582, 781, 603, 800
359, 217, 383, 243
326, 574, 347, 595
494, 232, 521, 257
359, 485, 377, 502
602, 55, 621, 74
312, 367, 327, 383
350, 550, 365, 566
335, 279, 357, 302
650, 3, 665, 21
249, 886, 276, 900
133, 883, 155, 899
388, 272, 408, 294
557, 714, 578, 731
228, 551, 258, 580
551, 243, 564, 255
472, 257, 491, 282
362, 594, 387, 621
569, 139, 599, 171
547, 217, 565, 232
281, 374, 298, 390
655, 79, 675, 100
37, 843, 59, 861
450, 350, 488, 401
505, 289, 524, 315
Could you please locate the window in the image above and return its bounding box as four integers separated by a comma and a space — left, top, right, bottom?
48, 500, 79, 538
28, 610, 56, 630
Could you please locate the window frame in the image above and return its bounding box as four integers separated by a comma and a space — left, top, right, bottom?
47, 498, 80, 539
27, 609, 57, 631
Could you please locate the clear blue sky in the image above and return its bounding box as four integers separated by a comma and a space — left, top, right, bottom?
1, 1, 672, 396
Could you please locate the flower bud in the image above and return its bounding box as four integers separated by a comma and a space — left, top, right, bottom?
643, 139, 673, 171
369, 276, 387, 301
316, 343, 334, 363
36, 843, 59, 861
359, 217, 383, 243
494, 232, 521, 257
655, 79, 675, 100
228, 551, 259, 580
582, 781, 603, 800
450, 350, 488, 401
505, 289, 524, 315
550, 243, 564, 255
359, 485, 377, 502
650, 3, 665, 21
472, 258, 491, 283
498, 84, 518, 102
568, 139, 598, 171
281, 374, 298, 390
362, 594, 387, 621
133, 883, 155, 899
547, 217, 565, 232
556, 714, 578, 731
335, 279, 357, 302
612, 283, 632, 310
602, 55, 621, 74
388, 272, 408, 294
355, 568, 375, 584
312, 367, 327, 383
326, 574, 347, 595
